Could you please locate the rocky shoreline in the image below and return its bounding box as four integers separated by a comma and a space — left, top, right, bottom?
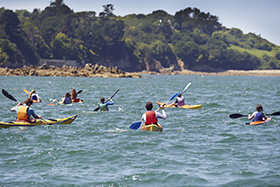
0, 63, 142, 78
1, 63, 280, 78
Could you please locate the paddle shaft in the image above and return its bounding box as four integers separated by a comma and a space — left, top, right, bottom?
105, 89, 119, 103
230, 111, 280, 119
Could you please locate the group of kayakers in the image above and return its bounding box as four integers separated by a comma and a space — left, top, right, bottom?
9, 87, 267, 127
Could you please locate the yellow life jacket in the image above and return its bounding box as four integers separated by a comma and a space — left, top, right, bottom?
17, 106, 30, 121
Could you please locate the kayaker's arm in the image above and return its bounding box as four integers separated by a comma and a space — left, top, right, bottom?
10, 102, 22, 112
156, 109, 166, 120
106, 99, 114, 105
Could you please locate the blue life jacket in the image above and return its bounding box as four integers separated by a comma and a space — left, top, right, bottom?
254, 112, 264, 121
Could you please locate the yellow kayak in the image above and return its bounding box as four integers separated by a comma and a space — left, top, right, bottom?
156, 101, 201, 109
0, 114, 77, 128
141, 123, 163, 132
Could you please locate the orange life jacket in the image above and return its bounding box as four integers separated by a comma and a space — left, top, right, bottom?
17, 106, 30, 121
145, 111, 157, 125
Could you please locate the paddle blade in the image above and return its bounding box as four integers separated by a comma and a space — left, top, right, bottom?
169, 93, 180, 102
181, 82, 191, 94
77, 90, 82, 94
2, 89, 18, 102
93, 107, 100, 111
229, 113, 247, 119
130, 121, 141, 130
23, 89, 30, 94
268, 111, 280, 116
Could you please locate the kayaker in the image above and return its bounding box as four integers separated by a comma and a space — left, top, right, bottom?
141, 102, 166, 127
29, 89, 41, 102
59, 92, 72, 104
97, 97, 114, 111
10, 98, 42, 122
71, 89, 77, 99
248, 104, 267, 121
174, 94, 184, 107
71, 88, 82, 102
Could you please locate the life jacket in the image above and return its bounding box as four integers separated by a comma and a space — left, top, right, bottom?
145, 111, 157, 125
254, 112, 264, 121
17, 106, 30, 121
177, 96, 185, 107
64, 97, 72, 104
99, 103, 108, 111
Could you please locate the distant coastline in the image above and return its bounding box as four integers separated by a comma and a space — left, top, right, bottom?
1, 64, 280, 77
139, 69, 280, 77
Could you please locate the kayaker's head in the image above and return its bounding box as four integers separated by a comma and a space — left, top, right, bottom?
29, 89, 36, 98
178, 94, 182, 97
100, 97, 105, 103
71, 89, 77, 99
24, 98, 33, 106
65, 92, 71, 98
256, 104, 263, 112
145, 102, 153, 110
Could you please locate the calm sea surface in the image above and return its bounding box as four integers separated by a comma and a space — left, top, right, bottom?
0, 75, 279, 186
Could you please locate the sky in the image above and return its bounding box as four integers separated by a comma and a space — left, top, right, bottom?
1, 0, 280, 46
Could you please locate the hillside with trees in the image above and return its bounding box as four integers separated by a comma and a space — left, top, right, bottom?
1, 1, 280, 72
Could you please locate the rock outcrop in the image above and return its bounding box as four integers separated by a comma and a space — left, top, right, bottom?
0, 63, 142, 78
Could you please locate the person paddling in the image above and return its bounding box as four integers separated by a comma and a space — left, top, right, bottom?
248, 104, 267, 121
174, 94, 184, 107
29, 89, 41, 102
10, 98, 42, 122
97, 97, 114, 111
59, 92, 72, 105
141, 102, 166, 128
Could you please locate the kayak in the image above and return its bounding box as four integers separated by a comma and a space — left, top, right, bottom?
0, 114, 77, 128
141, 123, 163, 132
72, 98, 83, 103
156, 101, 201, 110
33, 100, 41, 103
246, 117, 271, 125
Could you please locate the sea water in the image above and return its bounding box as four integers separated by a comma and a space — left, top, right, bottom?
0, 75, 279, 186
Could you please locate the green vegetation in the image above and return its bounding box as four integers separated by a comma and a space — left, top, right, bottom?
0, 1, 280, 71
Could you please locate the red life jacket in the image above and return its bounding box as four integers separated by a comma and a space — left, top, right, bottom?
145, 111, 157, 125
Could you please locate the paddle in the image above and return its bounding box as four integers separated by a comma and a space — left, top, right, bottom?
93, 89, 120, 111
2, 89, 51, 124
77, 90, 82, 94
2, 89, 19, 103
130, 121, 142, 130
229, 112, 280, 119
181, 82, 191, 95
130, 92, 179, 130
23, 89, 29, 94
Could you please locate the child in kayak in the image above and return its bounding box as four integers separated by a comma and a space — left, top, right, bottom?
10, 98, 42, 122
141, 102, 166, 127
29, 89, 41, 102
248, 104, 267, 121
174, 94, 184, 107
59, 92, 72, 104
97, 97, 114, 111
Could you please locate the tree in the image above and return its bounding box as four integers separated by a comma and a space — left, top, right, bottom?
99, 4, 114, 18
0, 10, 20, 41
